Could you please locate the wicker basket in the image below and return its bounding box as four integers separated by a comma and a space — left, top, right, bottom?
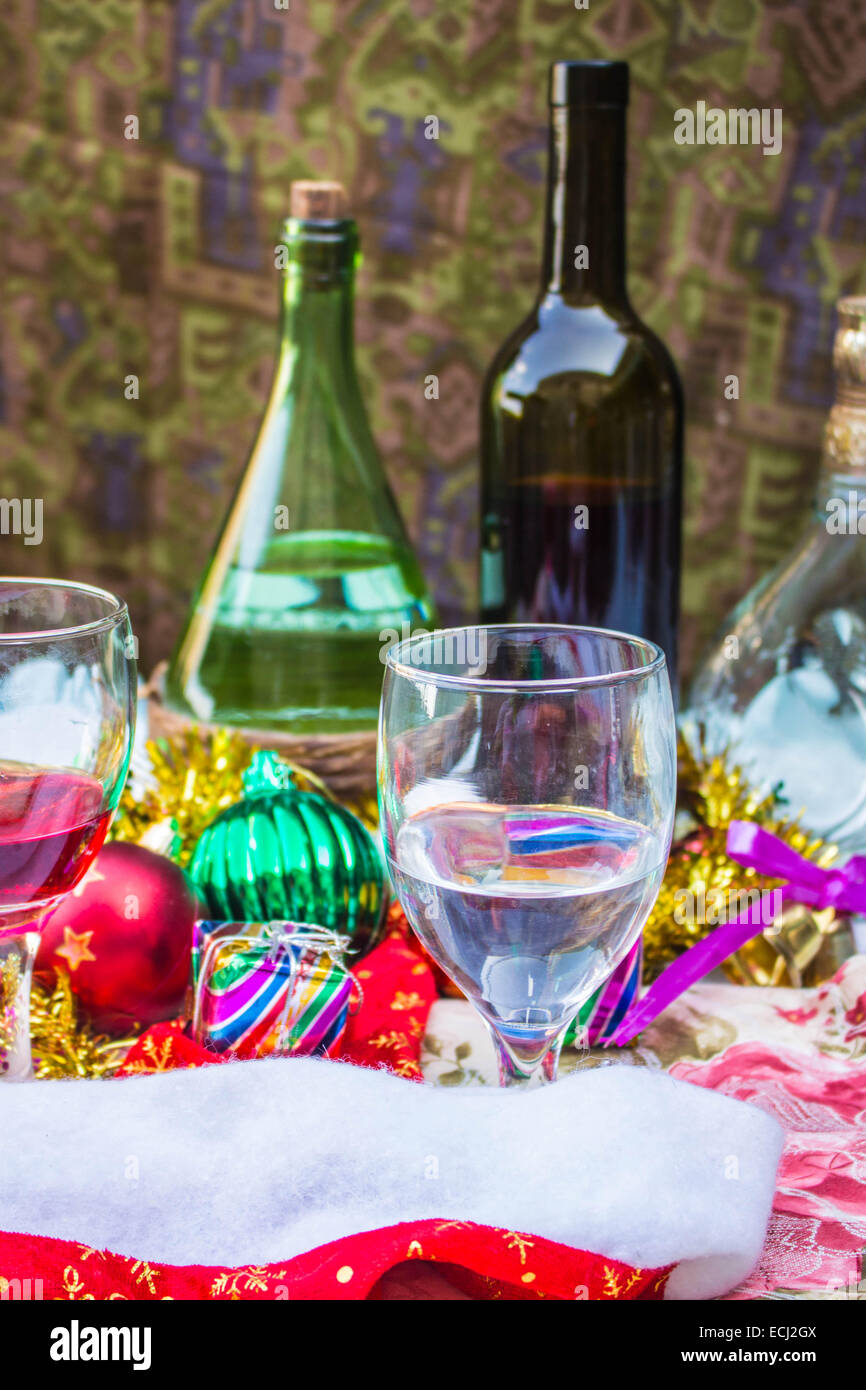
144, 665, 378, 801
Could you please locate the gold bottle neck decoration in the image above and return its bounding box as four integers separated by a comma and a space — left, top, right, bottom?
823, 295, 866, 478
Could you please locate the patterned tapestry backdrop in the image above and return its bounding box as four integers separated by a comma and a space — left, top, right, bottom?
0, 0, 865, 681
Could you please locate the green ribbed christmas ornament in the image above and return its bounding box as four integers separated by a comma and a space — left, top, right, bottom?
188, 750, 387, 955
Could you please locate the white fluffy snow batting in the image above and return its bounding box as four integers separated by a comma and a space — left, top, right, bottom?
0, 1058, 783, 1299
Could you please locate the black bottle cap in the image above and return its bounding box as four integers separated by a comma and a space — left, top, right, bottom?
549, 61, 629, 108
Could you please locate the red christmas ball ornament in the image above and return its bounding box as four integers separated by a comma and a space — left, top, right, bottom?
35, 842, 199, 1035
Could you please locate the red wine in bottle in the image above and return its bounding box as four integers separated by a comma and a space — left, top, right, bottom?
480, 61, 683, 686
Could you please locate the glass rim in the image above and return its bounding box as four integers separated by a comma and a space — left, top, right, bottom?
0, 577, 129, 644
384, 623, 667, 692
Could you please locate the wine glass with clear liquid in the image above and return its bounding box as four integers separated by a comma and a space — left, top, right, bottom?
0, 580, 135, 1079
378, 625, 675, 1087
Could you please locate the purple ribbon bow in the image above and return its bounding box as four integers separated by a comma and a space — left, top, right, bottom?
609, 820, 866, 1047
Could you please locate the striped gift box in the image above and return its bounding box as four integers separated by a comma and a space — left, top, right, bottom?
191, 921, 352, 1060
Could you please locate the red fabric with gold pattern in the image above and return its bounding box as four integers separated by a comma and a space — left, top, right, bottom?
340, 902, 439, 1080
0, 1221, 671, 1301
115, 1020, 217, 1075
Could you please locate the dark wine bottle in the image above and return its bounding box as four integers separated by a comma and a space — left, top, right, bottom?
480, 61, 683, 685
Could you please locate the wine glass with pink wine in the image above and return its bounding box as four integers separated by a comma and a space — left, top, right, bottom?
0, 579, 135, 1079
378, 625, 676, 1087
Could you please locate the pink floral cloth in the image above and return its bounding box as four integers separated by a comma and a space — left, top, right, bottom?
641, 957, 866, 1299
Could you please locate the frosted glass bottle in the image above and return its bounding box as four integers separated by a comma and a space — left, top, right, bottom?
164, 182, 435, 735
683, 296, 866, 853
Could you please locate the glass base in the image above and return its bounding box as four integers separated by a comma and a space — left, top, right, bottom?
485, 1017, 647, 1087
0, 929, 39, 1081
484, 1022, 567, 1088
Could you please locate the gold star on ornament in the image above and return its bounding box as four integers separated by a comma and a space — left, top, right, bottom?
56, 927, 97, 973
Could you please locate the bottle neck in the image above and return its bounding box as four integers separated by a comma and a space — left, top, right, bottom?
280, 278, 356, 367
541, 104, 628, 308
276, 219, 359, 381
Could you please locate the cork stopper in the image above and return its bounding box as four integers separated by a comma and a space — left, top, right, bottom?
290, 180, 347, 221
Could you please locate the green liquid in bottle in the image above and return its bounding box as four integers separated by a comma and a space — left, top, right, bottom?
169, 530, 432, 733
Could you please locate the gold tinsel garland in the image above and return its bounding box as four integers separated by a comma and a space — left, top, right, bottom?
111, 727, 262, 865
111, 726, 377, 864
26, 727, 842, 1076
642, 736, 837, 981
28, 969, 139, 1079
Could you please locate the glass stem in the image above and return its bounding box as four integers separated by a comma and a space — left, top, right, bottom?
490, 1025, 566, 1088
540, 1031, 566, 1082
0, 927, 39, 1081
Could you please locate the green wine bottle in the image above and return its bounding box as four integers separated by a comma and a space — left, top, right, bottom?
480, 61, 684, 684
165, 181, 435, 735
